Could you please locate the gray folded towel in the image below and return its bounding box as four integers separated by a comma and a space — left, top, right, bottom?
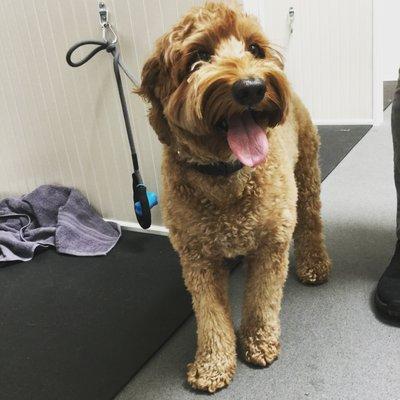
0, 185, 121, 262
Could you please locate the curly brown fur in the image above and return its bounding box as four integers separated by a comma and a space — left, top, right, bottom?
138, 1, 331, 393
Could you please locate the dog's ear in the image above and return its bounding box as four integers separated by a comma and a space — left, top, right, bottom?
137, 48, 172, 146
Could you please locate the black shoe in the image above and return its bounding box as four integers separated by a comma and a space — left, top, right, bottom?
375, 242, 400, 319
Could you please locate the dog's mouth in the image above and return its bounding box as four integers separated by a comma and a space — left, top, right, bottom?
216, 110, 269, 167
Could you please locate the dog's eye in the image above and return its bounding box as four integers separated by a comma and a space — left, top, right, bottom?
189, 50, 212, 72
196, 50, 211, 62
248, 43, 265, 58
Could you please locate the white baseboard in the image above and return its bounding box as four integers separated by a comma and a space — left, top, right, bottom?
313, 119, 374, 126
105, 219, 169, 236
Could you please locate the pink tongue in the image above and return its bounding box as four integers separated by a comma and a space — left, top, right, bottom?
226, 110, 269, 167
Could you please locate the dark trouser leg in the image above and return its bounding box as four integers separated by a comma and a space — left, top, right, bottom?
392, 70, 400, 239
375, 69, 400, 320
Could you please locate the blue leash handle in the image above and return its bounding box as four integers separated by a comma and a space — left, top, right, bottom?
135, 189, 158, 217
131, 172, 157, 229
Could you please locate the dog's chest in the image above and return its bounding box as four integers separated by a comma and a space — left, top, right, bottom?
165, 148, 298, 261
203, 206, 262, 258
192, 180, 292, 259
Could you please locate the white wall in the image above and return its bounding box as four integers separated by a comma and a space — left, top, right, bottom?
0, 0, 206, 231
245, 0, 374, 125
379, 0, 400, 81
0, 0, 375, 232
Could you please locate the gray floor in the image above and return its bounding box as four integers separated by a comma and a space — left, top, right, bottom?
116, 106, 400, 400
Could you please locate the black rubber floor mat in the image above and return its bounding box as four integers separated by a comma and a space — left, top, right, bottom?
318, 125, 372, 181
384, 80, 397, 110
0, 232, 191, 400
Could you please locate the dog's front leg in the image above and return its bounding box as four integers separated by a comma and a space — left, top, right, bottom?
240, 242, 290, 367
181, 256, 236, 393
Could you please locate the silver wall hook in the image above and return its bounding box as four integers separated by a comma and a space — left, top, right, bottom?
99, 2, 109, 28
98, 2, 118, 44
288, 7, 295, 34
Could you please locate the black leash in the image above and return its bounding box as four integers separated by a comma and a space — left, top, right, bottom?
65, 4, 157, 230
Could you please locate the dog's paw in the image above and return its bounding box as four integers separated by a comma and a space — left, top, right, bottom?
296, 255, 331, 285
240, 329, 280, 367
187, 353, 236, 393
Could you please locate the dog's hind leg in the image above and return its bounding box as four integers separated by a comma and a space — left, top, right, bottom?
182, 257, 236, 393
293, 103, 331, 284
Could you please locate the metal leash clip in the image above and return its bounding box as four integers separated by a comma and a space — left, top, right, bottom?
99, 2, 118, 44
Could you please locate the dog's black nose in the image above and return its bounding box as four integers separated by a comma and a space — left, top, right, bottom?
232, 78, 266, 106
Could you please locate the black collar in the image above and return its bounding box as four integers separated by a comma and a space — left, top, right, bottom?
187, 160, 244, 177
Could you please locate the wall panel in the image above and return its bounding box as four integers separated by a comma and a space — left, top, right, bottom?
245, 0, 374, 124
0, 0, 206, 227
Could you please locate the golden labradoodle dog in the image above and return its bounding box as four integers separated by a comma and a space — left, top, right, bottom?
138, 1, 331, 393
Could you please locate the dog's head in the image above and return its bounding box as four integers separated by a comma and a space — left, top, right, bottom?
138, 1, 290, 166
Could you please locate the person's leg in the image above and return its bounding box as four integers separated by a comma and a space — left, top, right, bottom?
375, 69, 400, 319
